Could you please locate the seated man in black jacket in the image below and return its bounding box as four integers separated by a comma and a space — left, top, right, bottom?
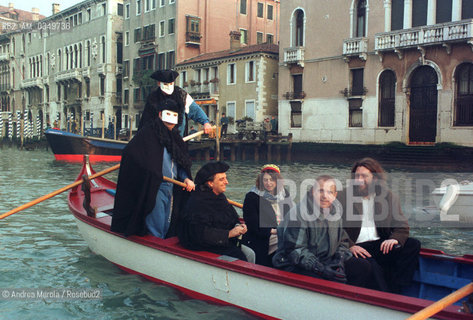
178, 162, 254, 262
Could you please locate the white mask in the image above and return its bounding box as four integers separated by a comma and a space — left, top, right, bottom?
161, 109, 178, 124
160, 82, 174, 95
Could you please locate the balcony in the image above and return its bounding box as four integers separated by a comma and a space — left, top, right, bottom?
55, 69, 81, 82
116, 64, 123, 75
283, 91, 306, 100
186, 32, 201, 46
0, 84, 11, 92
343, 37, 368, 61
21, 78, 43, 89
375, 19, 473, 59
284, 47, 305, 67
82, 68, 90, 78
0, 52, 9, 61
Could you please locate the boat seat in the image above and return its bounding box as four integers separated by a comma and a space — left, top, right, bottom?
95, 203, 114, 213
409, 256, 473, 305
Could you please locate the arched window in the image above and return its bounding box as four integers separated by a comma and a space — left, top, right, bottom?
65, 48, 69, 70
79, 43, 82, 68
101, 36, 106, 63
68, 46, 71, 69
454, 63, 473, 126
74, 44, 78, 68
58, 49, 62, 71
86, 40, 91, 67
293, 9, 304, 47
378, 70, 396, 127
356, 0, 367, 37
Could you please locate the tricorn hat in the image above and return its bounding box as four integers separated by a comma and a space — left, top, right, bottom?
195, 161, 230, 185
150, 69, 179, 83
157, 99, 180, 113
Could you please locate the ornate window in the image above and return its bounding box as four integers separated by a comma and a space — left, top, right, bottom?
355, 0, 366, 37
454, 63, 473, 126
378, 70, 396, 127
292, 9, 304, 47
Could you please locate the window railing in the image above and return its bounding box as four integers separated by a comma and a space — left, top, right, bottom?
54, 69, 81, 82
283, 91, 306, 100
283, 47, 305, 67
186, 31, 201, 44
21, 78, 43, 89
343, 37, 368, 60
375, 19, 473, 52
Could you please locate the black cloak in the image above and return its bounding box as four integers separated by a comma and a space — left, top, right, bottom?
111, 118, 192, 237
138, 86, 188, 132
178, 186, 246, 260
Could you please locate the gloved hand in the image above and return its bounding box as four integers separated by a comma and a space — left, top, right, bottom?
322, 264, 347, 283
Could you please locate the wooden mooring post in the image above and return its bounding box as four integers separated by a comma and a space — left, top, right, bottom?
200, 134, 292, 163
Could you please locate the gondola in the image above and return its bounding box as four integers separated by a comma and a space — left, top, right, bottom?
45, 128, 126, 162
68, 157, 473, 320
45, 128, 216, 162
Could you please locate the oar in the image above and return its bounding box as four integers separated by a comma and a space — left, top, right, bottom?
162, 176, 243, 208
406, 282, 473, 320
0, 129, 210, 220
0, 164, 120, 220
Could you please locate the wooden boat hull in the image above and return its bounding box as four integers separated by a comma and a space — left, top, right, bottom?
45, 129, 125, 162
45, 129, 214, 162
74, 217, 409, 319
68, 158, 473, 320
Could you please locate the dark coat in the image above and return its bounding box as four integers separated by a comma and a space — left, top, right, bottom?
110, 120, 191, 237
242, 190, 292, 266
138, 86, 187, 131
178, 187, 245, 260
337, 185, 409, 247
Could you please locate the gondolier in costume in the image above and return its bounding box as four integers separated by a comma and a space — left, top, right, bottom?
111, 99, 194, 238
178, 162, 254, 262
139, 69, 212, 136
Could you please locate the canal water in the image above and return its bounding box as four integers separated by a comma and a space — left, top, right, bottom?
0, 147, 472, 319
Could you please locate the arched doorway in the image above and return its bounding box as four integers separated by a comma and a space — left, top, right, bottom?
409, 66, 438, 143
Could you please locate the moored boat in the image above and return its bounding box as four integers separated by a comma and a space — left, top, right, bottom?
432, 180, 473, 223
45, 128, 126, 162
68, 158, 473, 320
45, 128, 215, 162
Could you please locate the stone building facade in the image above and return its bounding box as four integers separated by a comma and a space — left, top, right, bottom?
175, 41, 279, 127
279, 0, 473, 147
122, 0, 280, 132
0, 0, 124, 138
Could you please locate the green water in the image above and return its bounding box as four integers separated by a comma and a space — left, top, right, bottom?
0, 147, 472, 319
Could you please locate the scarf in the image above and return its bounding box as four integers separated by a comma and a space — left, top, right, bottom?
249, 186, 286, 203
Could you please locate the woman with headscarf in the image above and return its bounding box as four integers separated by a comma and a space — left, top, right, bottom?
242, 164, 294, 266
